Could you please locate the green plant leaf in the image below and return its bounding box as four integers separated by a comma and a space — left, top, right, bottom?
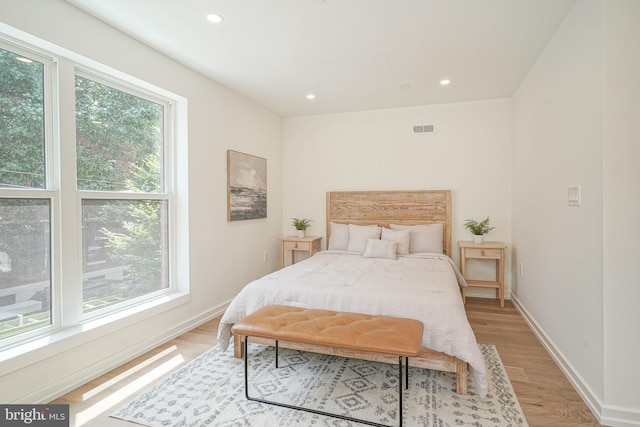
463, 216, 495, 235
291, 217, 312, 230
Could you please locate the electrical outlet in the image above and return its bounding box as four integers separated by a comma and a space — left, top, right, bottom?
263, 251, 269, 263
519, 262, 524, 277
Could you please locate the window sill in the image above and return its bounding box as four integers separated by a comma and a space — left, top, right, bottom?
0, 291, 190, 375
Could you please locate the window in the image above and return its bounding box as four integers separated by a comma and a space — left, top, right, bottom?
75, 75, 171, 313
75, 75, 164, 193
0, 199, 51, 339
0, 46, 51, 341
0, 47, 46, 189
0, 36, 184, 349
81, 199, 169, 313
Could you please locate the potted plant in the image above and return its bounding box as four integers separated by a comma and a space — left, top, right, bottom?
291, 217, 312, 238
463, 216, 495, 244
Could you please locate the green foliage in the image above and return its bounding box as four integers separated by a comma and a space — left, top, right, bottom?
463, 217, 495, 236
0, 199, 50, 287
291, 217, 312, 231
1, 46, 165, 299
100, 199, 165, 295
1, 49, 162, 192
100, 154, 166, 295
75, 76, 162, 192
0, 48, 45, 188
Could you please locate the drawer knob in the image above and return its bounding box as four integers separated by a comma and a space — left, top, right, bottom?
481, 249, 485, 256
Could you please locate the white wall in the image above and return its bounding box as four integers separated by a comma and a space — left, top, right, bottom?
0, 0, 283, 404
3, 1, 638, 425
283, 99, 512, 291
513, 0, 640, 425
602, 0, 640, 422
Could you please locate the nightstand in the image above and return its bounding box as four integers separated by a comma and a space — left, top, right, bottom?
281, 236, 322, 268
458, 241, 506, 307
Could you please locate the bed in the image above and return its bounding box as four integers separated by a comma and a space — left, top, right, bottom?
217, 190, 488, 397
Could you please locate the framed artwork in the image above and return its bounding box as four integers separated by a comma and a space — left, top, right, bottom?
227, 150, 267, 221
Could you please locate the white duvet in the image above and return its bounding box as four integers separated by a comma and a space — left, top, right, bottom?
217, 250, 488, 396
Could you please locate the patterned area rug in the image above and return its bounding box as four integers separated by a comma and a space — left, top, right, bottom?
112, 343, 527, 426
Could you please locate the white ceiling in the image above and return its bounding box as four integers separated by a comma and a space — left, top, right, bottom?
65, 0, 576, 117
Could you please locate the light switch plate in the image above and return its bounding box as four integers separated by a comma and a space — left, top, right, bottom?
568, 185, 581, 206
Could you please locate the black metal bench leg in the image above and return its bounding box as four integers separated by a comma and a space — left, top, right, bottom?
244, 336, 249, 399
243, 339, 404, 427
399, 356, 403, 427
405, 357, 409, 390
275, 340, 279, 368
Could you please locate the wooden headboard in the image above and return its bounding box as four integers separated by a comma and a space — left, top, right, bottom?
326, 190, 452, 256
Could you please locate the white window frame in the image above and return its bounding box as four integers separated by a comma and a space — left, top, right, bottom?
0, 38, 60, 347
0, 26, 189, 356
73, 68, 177, 322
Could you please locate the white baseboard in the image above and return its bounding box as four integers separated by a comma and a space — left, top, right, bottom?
601, 405, 640, 427
510, 294, 640, 427
28, 300, 231, 405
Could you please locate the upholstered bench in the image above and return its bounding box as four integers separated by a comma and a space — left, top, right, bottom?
231, 305, 424, 427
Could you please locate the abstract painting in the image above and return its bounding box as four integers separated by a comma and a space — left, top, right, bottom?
227, 150, 267, 221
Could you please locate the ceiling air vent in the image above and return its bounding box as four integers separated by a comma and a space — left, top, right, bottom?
413, 124, 434, 134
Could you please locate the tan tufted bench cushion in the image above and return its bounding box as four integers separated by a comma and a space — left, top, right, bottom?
232, 305, 423, 357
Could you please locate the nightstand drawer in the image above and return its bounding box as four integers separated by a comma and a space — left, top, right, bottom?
465, 248, 502, 259
283, 241, 310, 251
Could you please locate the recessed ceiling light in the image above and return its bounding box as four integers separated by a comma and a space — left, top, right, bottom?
401, 84, 411, 90
440, 79, 451, 85
306, 94, 316, 100
206, 13, 224, 23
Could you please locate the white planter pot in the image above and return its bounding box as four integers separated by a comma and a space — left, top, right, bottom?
297, 230, 305, 238
473, 234, 484, 244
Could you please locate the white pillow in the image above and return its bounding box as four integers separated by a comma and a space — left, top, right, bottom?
390, 223, 444, 253
381, 227, 410, 255
328, 222, 349, 250
346, 224, 382, 253
362, 238, 397, 259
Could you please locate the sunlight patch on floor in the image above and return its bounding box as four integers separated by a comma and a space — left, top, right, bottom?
81, 345, 179, 401
75, 350, 185, 425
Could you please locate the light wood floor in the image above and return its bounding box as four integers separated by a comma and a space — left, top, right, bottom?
52, 297, 603, 426
464, 298, 602, 427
